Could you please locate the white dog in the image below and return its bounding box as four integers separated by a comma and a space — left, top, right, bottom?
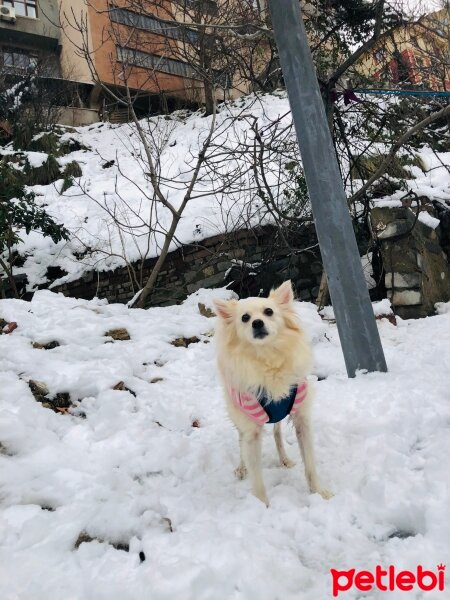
214, 281, 331, 506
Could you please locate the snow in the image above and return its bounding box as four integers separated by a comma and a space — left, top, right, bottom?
3, 91, 448, 294
319, 298, 393, 322
25, 151, 49, 169
361, 252, 376, 289
418, 211, 440, 229
1, 93, 297, 291
1, 289, 449, 599
435, 300, 450, 314
372, 298, 394, 316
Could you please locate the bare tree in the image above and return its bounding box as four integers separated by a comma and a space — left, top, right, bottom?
58, 0, 450, 309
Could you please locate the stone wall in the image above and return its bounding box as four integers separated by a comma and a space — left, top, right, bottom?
370, 206, 450, 318
53, 225, 323, 307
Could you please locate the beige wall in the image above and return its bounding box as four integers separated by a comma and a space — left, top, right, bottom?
56, 105, 99, 125
58, 0, 94, 84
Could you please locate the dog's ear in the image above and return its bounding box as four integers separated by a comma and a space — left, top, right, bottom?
213, 298, 237, 323
269, 280, 294, 307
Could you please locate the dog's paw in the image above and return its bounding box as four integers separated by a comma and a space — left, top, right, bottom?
280, 457, 296, 469
316, 488, 334, 500
253, 491, 270, 507
234, 465, 248, 480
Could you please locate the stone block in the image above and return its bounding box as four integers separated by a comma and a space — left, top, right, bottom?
377, 220, 412, 240
384, 272, 421, 289
203, 266, 215, 277
387, 289, 422, 306
187, 272, 225, 293
227, 248, 245, 259
216, 261, 232, 272
370, 206, 409, 225
383, 245, 418, 273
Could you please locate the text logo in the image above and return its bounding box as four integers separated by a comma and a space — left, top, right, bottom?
331, 564, 446, 597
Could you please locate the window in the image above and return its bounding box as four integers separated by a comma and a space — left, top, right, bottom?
117, 46, 232, 88
117, 46, 199, 79
1, 0, 37, 18
1, 47, 38, 71
110, 7, 199, 44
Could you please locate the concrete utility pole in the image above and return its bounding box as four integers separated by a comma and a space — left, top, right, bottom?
267, 0, 387, 377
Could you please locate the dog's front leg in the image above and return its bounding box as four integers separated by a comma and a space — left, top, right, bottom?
241, 426, 269, 507
292, 399, 333, 499
227, 399, 269, 506
235, 431, 248, 480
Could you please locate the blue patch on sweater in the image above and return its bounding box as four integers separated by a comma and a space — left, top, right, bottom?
258, 385, 298, 424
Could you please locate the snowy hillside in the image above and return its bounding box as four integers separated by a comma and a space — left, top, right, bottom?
0, 289, 449, 599
4, 93, 294, 292
3, 92, 450, 294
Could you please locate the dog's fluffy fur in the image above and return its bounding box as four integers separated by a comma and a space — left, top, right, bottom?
214, 281, 331, 506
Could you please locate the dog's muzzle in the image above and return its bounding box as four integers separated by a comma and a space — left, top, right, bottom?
252, 319, 268, 339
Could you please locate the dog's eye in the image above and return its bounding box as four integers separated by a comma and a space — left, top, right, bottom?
241, 313, 251, 323
264, 308, 274, 316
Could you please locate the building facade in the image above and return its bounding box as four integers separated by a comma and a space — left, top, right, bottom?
354, 9, 450, 91
1, 0, 237, 121
0, 0, 60, 76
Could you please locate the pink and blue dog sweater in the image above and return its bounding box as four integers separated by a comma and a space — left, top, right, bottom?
230, 381, 308, 426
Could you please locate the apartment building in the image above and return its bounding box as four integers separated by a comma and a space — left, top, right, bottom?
1, 0, 233, 121
354, 8, 450, 91
0, 0, 60, 76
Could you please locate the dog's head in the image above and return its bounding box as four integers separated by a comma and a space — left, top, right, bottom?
214, 281, 300, 346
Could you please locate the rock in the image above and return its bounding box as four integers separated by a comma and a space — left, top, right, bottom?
53, 392, 71, 409
105, 328, 130, 341
28, 380, 50, 401
29, 381, 73, 413
32, 341, 60, 350
162, 517, 173, 532
0, 442, 11, 456
102, 159, 115, 169
113, 381, 136, 396
2, 321, 17, 334
74, 531, 129, 551
198, 302, 215, 318
150, 377, 163, 384
74, 532, 96, 549
0, 318, 7, 330
170, 336, 200, 348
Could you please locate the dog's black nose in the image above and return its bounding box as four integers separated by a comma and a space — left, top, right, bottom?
252, 319, 264, 330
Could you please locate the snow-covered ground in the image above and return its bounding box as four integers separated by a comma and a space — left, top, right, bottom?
1, 289, 449, 599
